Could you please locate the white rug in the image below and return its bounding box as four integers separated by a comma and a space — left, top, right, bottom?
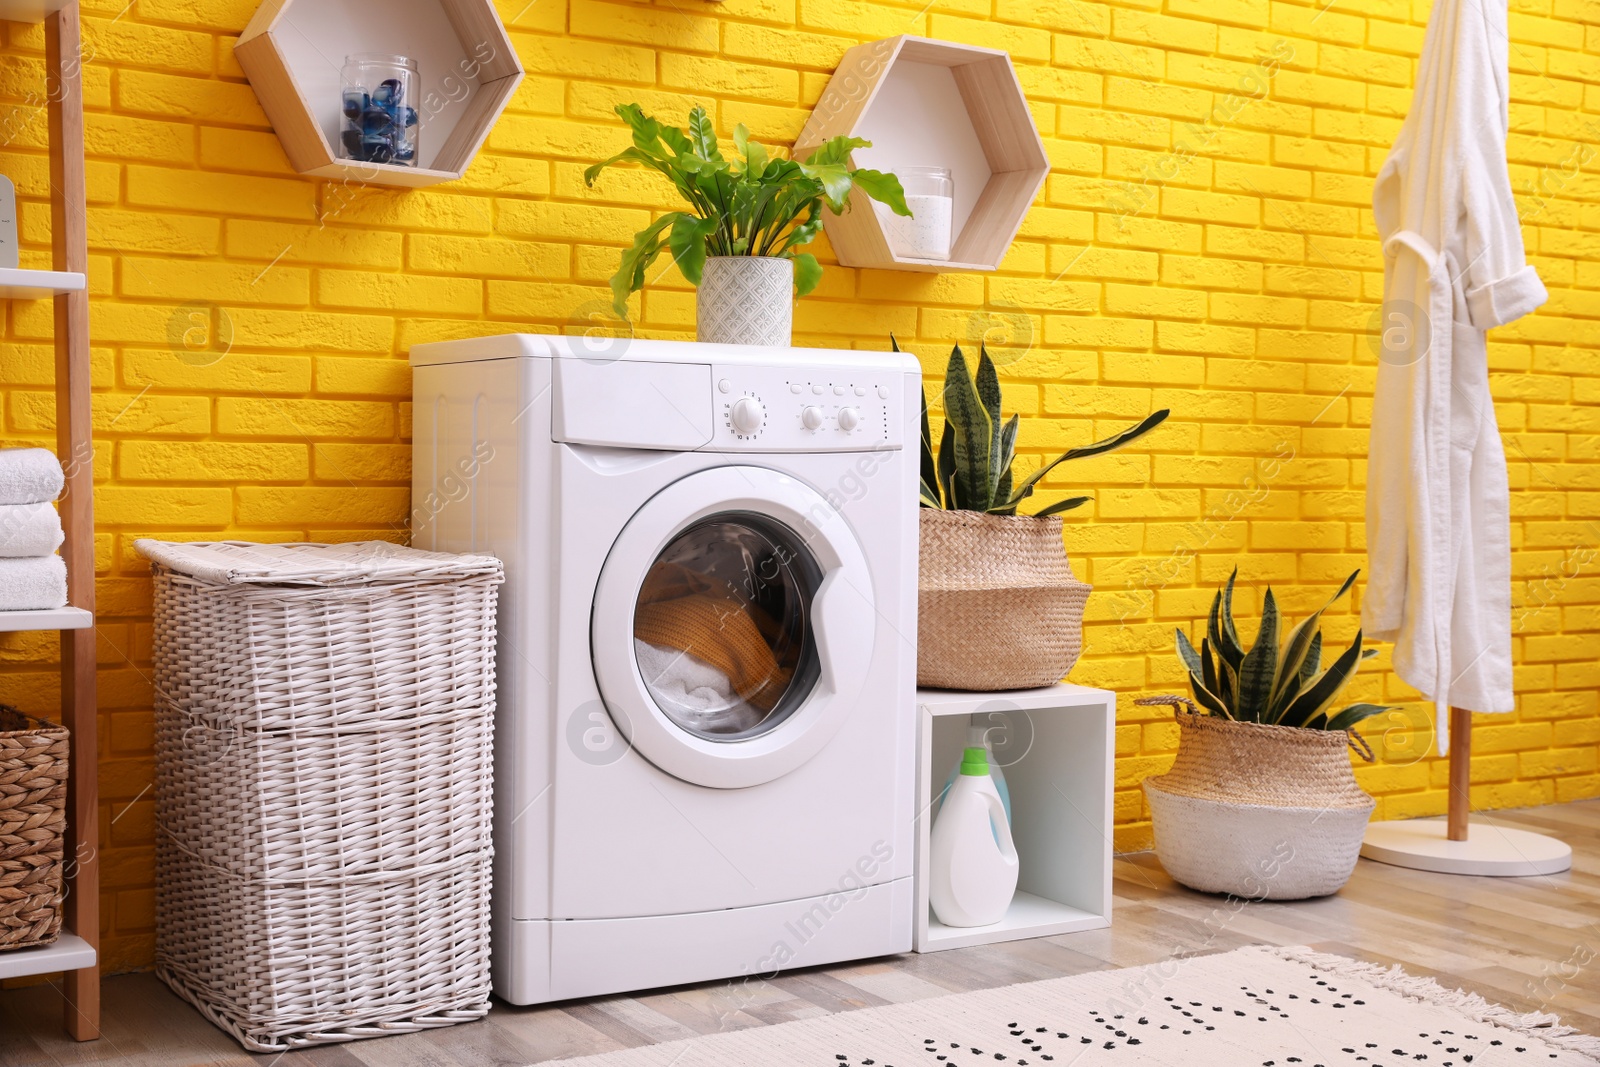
544, 946, 1600, 1066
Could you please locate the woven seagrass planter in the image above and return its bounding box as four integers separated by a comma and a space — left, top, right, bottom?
0, 706, 68, 952
917, 509, 1090, 691
1142, 702, 1375, 901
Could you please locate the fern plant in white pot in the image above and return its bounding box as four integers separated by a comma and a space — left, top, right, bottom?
586, 104, 910, 346
916, 340, 1168, 690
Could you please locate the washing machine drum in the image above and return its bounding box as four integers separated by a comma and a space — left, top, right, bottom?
591, 466, 876, 789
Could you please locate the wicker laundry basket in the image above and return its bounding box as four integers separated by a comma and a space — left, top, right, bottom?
0, 706, 68, 952
917, 509, 1090, 691
1139, 698, 1376, 901
136, 540, 503, 1052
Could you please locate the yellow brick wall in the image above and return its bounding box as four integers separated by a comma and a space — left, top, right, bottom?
0, 0, 1595, 974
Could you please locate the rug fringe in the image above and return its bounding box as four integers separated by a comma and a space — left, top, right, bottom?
1269, 946, 1600, 1063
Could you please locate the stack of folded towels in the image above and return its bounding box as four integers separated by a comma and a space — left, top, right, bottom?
0, 448, 67, 610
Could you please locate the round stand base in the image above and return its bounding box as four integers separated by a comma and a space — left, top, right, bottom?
1360, 818, 1572, 876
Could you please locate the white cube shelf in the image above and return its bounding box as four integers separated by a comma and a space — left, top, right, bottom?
915, 684, 1114, 952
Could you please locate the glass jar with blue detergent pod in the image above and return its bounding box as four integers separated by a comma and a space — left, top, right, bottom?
339, 54, 419, 167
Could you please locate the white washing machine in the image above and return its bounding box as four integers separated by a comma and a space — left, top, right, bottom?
409, 333, 919, 1005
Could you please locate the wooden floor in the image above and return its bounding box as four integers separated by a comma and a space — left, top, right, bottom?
4, 800, 1598, 1065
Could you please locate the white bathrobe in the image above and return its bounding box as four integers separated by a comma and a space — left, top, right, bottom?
1364, 0, 1547, 751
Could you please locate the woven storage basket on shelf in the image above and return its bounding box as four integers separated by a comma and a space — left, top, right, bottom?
917, 509, 1090, 691
135, 540, 503, 1052
0, 706, 68, 952
1139, 698, 1376, 901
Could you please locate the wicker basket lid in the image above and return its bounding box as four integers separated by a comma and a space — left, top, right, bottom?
133, 539, 503, 587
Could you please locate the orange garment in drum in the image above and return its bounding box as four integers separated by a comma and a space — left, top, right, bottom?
634, 564, 791, 712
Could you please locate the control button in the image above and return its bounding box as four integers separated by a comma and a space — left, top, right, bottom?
801, 405, 824, 430
854, 385, 866, 397
718, 378, 731, 394
877, 385, 889, 399
837, 406, 861, 432
811, 384, 824, 395
729, 396, 765, 435
789, 383, 803, 394
833, 385, 845, 396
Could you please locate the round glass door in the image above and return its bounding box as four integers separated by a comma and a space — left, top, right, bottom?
633, 513, 821, 741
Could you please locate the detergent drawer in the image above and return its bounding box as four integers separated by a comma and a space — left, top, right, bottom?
552, 357, 714, 450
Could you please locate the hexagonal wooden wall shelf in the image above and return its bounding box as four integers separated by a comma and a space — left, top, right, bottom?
794, 36, 1048, 273
236, 0, 523, 188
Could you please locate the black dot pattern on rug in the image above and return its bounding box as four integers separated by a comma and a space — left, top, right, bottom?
886, 967, 1581, 1067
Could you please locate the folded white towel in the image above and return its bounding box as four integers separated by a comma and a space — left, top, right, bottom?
0, 448, 63, 505
0, 555, 66, 611
0, 502, 63, 558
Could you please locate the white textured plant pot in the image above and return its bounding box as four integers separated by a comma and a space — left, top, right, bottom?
697, 256, 793, 347
1144, 782, 1374, 900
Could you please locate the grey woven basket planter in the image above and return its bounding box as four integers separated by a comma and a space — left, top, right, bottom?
1143, 707, 1375, 901
138, 540, 503, 1052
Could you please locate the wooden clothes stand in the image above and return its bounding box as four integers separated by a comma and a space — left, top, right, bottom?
0, 0, 100, 1041
1360, 706, 1572, 877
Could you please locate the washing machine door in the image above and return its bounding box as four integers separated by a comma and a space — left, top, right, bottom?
591, 465, 876, 789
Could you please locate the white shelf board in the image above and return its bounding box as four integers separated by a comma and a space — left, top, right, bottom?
0, 0, 71, 24
0, 606, 92, 632
917, 683, 1112, 716
0, 931, 95, 980
925, 892, 1107, 951
0, 267, 86, 299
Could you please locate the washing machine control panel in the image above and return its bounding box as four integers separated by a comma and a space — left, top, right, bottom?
713, 365, 903, 452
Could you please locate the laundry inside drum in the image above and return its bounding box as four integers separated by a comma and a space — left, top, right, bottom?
632, 514, 821, 741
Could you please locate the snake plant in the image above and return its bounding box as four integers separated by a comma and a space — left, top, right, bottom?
1177, 569, 1396, 731
913, 340, 1169, 516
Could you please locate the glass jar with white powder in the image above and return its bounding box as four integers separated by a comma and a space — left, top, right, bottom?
881, 166, 954, 261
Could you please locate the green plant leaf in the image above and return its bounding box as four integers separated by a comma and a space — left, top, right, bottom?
942, 345, 994, 512
797, 161, 855, 212
850, 168, 911, 216
1187, 672, 1230, 716
994, 414, 1018, 508
998, 409, 1169, 510
688, 106, 721, 162
778, 202, 824, 254
1235, 587, 1280, 722
1176, 629, 1202, 675
1325, 703, 1396, 732
1200, 636, 1218, 696
1279, 630, 1365, 728
615, 102, 664, 155
937, 420, 957, 510
1029, 496, 1091, 518
975, 346, 1004, 506
803, 134, 871, 167
790, 251, 823, 297
667, 213, 718, 285
1272, 569, 1361, 710
1218, 653, 1237, 710
918, 372, 941, 509
1208, 583, 1244, 674
608, 212, 682, 319
1300, 631, 1322, 682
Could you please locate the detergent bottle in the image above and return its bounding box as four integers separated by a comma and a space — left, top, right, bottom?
939, 717, 1011, 833
928, 746, 1019, 928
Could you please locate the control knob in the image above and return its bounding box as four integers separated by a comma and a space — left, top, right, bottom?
729, 395, 765, 435
801, 405, 824, 430
837, 406, 861, 432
